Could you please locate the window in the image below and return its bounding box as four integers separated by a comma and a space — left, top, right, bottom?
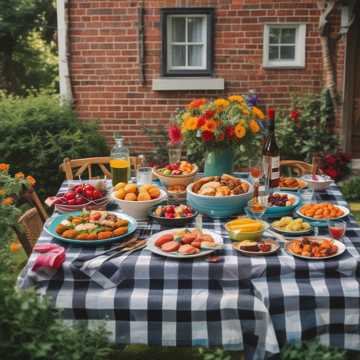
263, 24, 306, 68
161, 8, 214, 76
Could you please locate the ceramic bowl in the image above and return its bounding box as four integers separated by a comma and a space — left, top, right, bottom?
153, 164, 198, 187
186, 179, 253, 218
110, 189, 167, 220
302, 175, 333, 191
148, 204, 198, 227
265, 192, 301, 217
224, 219, 269, 241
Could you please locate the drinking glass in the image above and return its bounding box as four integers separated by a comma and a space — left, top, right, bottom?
249, 159, 263, 184
247, 195, 269, 219
136, 167, 153, 185
328, 220, 346, 241
168, 142, 182, 164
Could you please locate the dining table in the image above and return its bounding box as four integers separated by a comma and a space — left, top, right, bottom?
17, 176, 360, 360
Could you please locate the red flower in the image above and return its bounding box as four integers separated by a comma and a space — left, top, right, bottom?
204, 110, 215, 119
168, 125, 182, 144
225, 126, 235, 139
290, 110, 299, 121
202, 131, 214, 142
341, 153, 352, 163
217, 133, 225, 142
197, 116, 206, 128
323, 167, 338, 179
324, 154, 337, 165
188, 98, 207, 109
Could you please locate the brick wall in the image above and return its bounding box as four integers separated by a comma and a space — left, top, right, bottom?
68, 0, 343, 155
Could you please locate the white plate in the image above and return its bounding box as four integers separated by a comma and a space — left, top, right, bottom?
280, 178, 307, 191
232, 239, 280, 256
296, 204, 350, 222
285, 237, 346, 260
271, 221, 313, 235
146, 228, 223, 259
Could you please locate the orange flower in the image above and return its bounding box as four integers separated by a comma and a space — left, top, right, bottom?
252, 106, 265, 120
0, 188, 5, 196
2, 197, 14, 206
228, 95, 244, 103
240, 105, 250, 116
249, 119, 260, 133
0, 163, 9, 172
201, 119, 218, 133
26, 175, 36, 187
217, 133, 225, 142
15, 172, 25, 179
188, 98, 207, 109
183, 116, 198, 131
10, 242, 21, 253
214, 98, 230, 111
234, 123, 246, 139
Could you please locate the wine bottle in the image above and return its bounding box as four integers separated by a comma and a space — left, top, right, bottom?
262, 108, 280, 190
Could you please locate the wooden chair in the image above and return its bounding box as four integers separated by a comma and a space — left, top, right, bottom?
60, 156, 144, 181
12, 189, 49, 257
280, 160, 313, 176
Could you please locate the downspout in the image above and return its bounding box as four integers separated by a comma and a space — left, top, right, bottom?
57, 0, 73, 104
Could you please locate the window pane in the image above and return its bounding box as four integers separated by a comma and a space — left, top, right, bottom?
280, 45, 295, 59
269, 28, 280, 44
171, 17, 186, 42
281, 28, 296, 44
269, 46, 279, 60
188, 17, 203, 42
188, 45, 203, 66
171, 45, 186, 66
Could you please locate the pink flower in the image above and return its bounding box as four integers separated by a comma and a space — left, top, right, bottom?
325, 154, 337, 165
290, 110, 299, 121
168, 125, 182, 144
202, 131, 214, 142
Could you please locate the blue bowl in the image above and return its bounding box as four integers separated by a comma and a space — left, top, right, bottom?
186, 181, 253, 219
265, 192, 300, 218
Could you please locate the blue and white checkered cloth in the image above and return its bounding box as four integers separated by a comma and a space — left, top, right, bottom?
17, 181, 360, 360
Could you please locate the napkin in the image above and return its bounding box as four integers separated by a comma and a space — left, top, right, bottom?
32, 243, 65, 271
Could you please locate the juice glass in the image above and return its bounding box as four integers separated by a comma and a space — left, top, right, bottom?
110, 159, 130, 186
328, 220, 346, 241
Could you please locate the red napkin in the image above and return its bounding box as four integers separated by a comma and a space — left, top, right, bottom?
32, 243, 65, 271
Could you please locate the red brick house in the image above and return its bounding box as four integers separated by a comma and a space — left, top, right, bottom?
56, 0, 360, 164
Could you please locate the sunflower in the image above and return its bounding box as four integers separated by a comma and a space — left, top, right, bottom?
183, 116, 198, 131
228, 95, 244, 103
234, 123, 246, 139
201, 119, 218, 133
252, 106, 265, 120
214, 98, 230, 111
0, 163, 9, 172
249, 119, 260, 133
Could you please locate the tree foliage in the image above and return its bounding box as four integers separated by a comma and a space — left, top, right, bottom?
0, 0, 57, 94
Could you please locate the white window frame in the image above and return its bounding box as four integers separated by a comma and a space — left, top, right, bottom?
262, 24, 306, 69
167, 14, 207, 72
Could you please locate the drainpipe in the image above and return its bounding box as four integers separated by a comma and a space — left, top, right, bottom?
57, 0, 73, 104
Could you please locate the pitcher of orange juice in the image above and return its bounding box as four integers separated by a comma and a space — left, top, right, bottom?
110, 133, 130, 186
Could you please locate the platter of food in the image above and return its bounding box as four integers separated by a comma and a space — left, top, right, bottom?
232, 238, 280, 256
45, 210, 137, 245
285, 236, 345, 260
296, 203, 349, 221
279, 176, 307, 191
271, 216, 312, 235
146, 228, 224, 259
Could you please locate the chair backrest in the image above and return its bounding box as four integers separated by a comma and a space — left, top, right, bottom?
280, 160, 313, 176
60, 156, 144, 181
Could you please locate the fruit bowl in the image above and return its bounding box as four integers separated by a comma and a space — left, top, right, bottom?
153, 162, 198, 187
302, 175, 333, 191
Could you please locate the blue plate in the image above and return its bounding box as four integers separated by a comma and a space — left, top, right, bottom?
44, 211, 137, 246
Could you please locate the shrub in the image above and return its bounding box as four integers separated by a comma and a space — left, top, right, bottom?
0, 92, 108, 198
0, 252, 114, 360
340, 177, 360, 202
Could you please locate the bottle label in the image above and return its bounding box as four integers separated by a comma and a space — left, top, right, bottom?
263, 155, 280, 187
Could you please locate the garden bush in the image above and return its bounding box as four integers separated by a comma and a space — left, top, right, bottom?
0, 92, 108, 198
340, 177, 360, 202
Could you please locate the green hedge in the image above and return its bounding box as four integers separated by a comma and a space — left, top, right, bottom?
0, 92, 108, 198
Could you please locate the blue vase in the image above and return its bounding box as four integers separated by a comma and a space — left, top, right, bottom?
204, 148, 234, 176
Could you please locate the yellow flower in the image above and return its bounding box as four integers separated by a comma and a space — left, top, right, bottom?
249, 119, 260, 133
252, 106, 265, 120
214, 98, 230, 111
15, 172, 25, 179
240, 105, 250, 116
183, 116, 198, 131
26, 175, 36, 187
0, 163, 9, 172
201, 119, 218, 133
10, 242, 22, 253
228, 95, 244, 103
234, 123, 246, 139
0, 188, 5, 196
2, 197, 14, 206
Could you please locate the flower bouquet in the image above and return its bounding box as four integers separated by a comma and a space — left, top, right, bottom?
168, 95, 265, 175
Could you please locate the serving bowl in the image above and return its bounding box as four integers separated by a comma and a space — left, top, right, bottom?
186, 180, 253, 218
265, 192, 300, 218
302, 175, 333, 191
55, 195, 110, 213
111, 189, 167, 220
153, 164, 198, 187
224, 219, 269, 241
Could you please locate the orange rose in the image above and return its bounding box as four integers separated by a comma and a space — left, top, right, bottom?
201, 119, 218, 133
0, 163, 9, 172
188, 98, 207, 109
26, 175, 36, 187
234, 123, 246, 139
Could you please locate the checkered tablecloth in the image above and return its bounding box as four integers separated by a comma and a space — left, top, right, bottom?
17, 180, 360, 360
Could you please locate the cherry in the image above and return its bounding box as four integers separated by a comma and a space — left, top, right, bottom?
92, 190, 103, 199
64, 192, 75, 201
